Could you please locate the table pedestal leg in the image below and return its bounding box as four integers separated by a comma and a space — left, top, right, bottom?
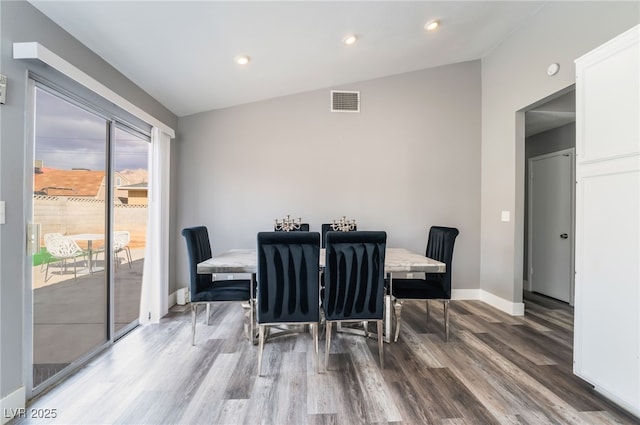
87, 240, 93, 272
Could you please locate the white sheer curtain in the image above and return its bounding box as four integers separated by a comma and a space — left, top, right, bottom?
139, 127, 171, 324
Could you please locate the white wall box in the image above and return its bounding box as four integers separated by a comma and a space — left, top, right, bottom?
574, 24, 639, 417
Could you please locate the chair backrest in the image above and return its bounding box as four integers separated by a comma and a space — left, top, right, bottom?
321, 223, 358, 248
44, 232, 63, 245
257, 231, 320, 324
181, 226, 214, 296
45, 235, 82, 258
424, 226, 459, 299
274, 223, 310, 232
323, 231, 386, 321
114, 230, 130, 250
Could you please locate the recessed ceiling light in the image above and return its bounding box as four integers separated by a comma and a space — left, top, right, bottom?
343, 34, 357, 46
424, 20, 439, 31
235, 55, 250, 65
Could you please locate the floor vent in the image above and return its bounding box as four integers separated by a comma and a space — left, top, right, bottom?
331, 90, 360, 113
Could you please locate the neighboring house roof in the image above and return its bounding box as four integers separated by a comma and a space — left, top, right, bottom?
34, 169, 131, 197
119, 182, 147, 189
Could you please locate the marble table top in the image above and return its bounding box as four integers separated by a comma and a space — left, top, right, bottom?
197, 247, 445, 274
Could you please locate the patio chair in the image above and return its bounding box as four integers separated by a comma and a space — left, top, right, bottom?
114, 230, 132, 268
44, 235, 88, 282
40, 233, 63, 271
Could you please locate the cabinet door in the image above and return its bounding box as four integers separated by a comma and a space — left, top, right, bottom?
574, 25, 639, 417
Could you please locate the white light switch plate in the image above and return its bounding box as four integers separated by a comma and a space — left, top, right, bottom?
501, 210, 510, 222
0, 201, 5, 224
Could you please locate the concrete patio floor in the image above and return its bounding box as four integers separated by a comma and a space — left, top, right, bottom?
32, 248, 144, 387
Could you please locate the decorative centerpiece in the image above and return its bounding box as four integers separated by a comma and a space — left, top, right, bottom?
331, 216, 356, 232
274, 215, 302, 231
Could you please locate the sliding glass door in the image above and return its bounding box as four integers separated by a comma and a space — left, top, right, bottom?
113, 126, 149, 337
32, 86, 108, 388
30, 83, 149, 391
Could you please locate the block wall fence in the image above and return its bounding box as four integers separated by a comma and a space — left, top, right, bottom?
34, 195, 147, 248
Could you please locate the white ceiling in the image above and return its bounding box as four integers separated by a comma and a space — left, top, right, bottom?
29, 1, 548, 117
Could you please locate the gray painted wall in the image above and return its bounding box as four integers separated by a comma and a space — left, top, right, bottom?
175, 61, 482, 295
0, 1, 177, 399
480, 1, 638, 303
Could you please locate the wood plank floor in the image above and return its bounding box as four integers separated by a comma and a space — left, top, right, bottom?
13, 292, 638, 424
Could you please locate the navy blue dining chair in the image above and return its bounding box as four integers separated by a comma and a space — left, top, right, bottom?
182, 226, 252, 346
389, 226, 459, 342
323, 231, 386, 369
256, 231, 321, 375
321, 223, 357, 248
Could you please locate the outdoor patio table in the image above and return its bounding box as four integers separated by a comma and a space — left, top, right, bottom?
68, 233, 104, 273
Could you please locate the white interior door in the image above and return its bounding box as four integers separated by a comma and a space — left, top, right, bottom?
529, 149, 574, 303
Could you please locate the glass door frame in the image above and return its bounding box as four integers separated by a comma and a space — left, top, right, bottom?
25, 76, 150, 397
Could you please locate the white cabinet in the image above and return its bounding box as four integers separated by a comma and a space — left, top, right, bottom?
574, 25, 639, 417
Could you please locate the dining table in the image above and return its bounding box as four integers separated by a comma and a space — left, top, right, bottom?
198, 247, 446, 343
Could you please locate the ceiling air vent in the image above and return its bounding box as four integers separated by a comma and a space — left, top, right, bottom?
331, 90, 360, 113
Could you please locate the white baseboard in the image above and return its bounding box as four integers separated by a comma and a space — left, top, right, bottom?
167, 287, 525, 316
451, 289, 481, 300
169, 287, 190, 308
479, 290, 525, 316
168, 290, 177, 308
1, 386, 25, 425
451, 288, 525, 316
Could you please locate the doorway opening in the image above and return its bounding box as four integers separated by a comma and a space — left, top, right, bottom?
522, 87, 576, 305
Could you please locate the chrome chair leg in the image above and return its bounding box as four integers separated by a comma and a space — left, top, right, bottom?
377, 320, 384, 369
444, 300, 450, 341
312, 323, 319, 374
251, 299, 256, 345
426, 300, 431, 326
125, 247, 132, 268
393, 299, 404, 342
325, 322, 332, 371
258, 325, 266, 376
206, 303, 211, 325
319, 310, 326, 339
191, 303, 197, 346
